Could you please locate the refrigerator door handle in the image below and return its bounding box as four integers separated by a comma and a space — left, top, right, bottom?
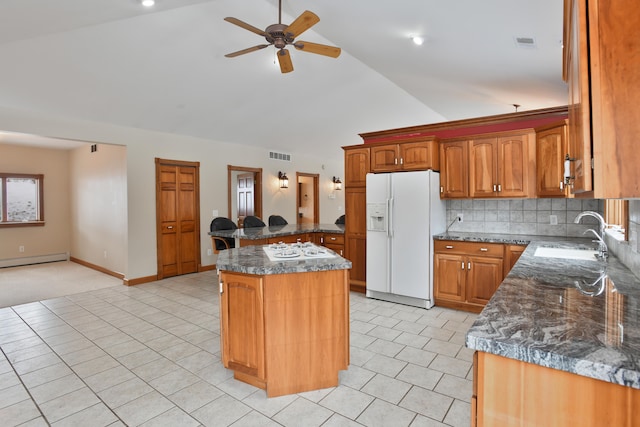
387, 198, 393, 237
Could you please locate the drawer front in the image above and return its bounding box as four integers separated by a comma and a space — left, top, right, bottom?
322, 234, 345, 245
434, 240, 504, 257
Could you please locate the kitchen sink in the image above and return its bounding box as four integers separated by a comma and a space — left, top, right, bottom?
533, 246, 600, 261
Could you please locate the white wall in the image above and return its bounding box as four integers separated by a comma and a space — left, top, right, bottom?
69, 143, 127, 275
0, 106, 345, 280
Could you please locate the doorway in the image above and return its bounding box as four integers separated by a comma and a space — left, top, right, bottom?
155, 158, 201, 279
227, 165, 263, 227
296, 172, 319, 224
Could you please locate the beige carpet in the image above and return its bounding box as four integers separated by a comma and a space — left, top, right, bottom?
0, 261, 121, 308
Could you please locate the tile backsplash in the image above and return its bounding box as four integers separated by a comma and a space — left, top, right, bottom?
606, 200, 640, 278
445, 198, 604, 237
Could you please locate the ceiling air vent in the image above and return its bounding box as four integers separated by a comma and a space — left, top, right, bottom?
514, 36, 537, 49
269, 151, 292, 162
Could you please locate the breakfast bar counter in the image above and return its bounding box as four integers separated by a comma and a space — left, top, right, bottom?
216, 243, 351, 397
453, 233, 640, 426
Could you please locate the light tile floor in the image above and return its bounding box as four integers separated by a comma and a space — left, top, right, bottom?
0, 270, 477, 426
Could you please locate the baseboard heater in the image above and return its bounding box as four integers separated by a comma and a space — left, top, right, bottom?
0, 253, 69, 269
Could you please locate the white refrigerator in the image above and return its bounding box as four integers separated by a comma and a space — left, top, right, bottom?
366, 170, 446, 308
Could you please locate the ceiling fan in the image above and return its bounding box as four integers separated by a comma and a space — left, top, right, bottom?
223, 0, 341, 73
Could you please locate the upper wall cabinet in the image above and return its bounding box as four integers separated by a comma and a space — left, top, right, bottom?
536, 120, 569, 197
370, 138, 439, 173
441, 130, 534, 199
439, 140, 468, 198
344, 146, 370, 187
564, 0, 640, 198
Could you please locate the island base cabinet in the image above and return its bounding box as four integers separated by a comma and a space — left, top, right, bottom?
473, 352, 640, 427
220, 270, 349, 397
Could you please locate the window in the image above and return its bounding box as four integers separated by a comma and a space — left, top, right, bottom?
0, 173, 44, 227
604, 199, 628, 241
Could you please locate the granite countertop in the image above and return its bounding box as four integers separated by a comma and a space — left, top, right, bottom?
216, 242, 352, 275
458, 233, 640, 389
209, 223, 344, 240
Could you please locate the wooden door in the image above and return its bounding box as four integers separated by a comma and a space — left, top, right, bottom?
536, 123, 568, 197
439, 141, 468, 198
469, 138, 497, 198
344, 147, 370, 187
220, 272, 265, 380
497, 134, 529, 198
156, 158, 200, 279
237, 173, 254, 227
345, 187, 367, 292
434, 253, 465, 302
466, 256, 504, 306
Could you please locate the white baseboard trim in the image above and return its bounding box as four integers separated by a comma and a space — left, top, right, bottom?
0, 253, 69, 268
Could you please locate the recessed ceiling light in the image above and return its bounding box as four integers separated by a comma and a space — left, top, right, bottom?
141, 0, 155, 7
411, 36, 424, 46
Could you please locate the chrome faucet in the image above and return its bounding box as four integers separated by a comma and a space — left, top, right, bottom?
574, 211, 608, 260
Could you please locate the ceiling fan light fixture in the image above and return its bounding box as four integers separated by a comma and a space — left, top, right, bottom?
411, 36, 424, 46
141, 0, 155, 7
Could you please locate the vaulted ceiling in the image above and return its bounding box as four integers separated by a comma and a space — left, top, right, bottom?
0, 0, 566, 157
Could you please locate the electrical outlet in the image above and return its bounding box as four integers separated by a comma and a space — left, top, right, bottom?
207, 248, 213, 256
550, 215, 558, 225
456, 213, 463, 222
212, 209, 218, 217
19, 245, 25, 253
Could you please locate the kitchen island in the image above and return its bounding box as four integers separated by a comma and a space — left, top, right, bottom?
215, 243, 351, 397
460, 234, 640, 426
209, 223, 344, 246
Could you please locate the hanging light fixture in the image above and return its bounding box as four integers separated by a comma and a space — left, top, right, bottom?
278, 171, 289, 189
141, 0, 155, 7
332, 176, 342, 191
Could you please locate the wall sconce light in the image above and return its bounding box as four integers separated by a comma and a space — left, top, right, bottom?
333, 176, 342, 191
278, 171, 289, 189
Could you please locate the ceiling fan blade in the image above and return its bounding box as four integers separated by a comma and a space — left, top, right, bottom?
277, 49, 294, 73
294, 41, 341, 58
285, 10, 319, 38
224, 17, 269, 37
225, 45, 270, 58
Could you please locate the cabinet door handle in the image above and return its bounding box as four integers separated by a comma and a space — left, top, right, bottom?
498, 184, 502, 192
394, 158, 398, 165
493, 184, 497, 192
446, 245, 454, 249
400, 157, 404, 165
320, 237, 324, 243
480, 248, 488, 252
560, 181, 564, 190
468, 262, 471, 270
440, 186, 444, 193
219, 280, 224, 294
167, 226, 173, 229
330, 237, 336, 241
461, 262, 465, 270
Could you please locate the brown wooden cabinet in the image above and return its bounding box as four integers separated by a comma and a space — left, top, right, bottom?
219, 269, 349, 397
439, 140, 469, 198
434, 241, 504, 313
563, 0, 640, 197
440, 131, 533, 199
219, 272, 265, 384
344, 146, 370, 187
536, 120, 569, 197
504, 244, 526, 277
318, 233, 344, 256
343, 145, 370, 293
468, 132, 533, 198
370, 139, 439, 173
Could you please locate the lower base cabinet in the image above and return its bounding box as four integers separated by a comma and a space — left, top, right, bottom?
219, 270, 349, 397
434, 241, 505, 313
473, 351, 640, 426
